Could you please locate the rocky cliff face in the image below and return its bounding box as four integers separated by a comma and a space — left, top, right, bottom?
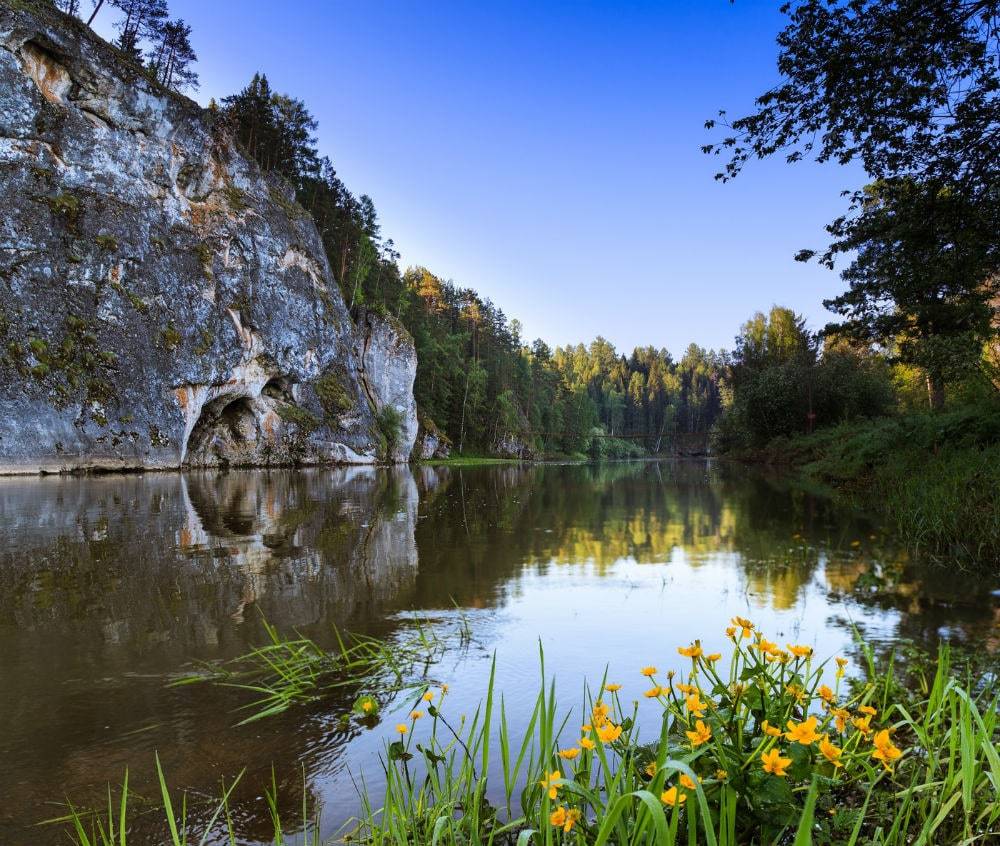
0, 2, 417, 473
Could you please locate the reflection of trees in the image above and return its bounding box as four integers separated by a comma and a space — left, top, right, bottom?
0, 468, 420, 846
409, 460, 875, 612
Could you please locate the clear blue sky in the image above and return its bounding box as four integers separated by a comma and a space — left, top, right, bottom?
95, 1, 862, 355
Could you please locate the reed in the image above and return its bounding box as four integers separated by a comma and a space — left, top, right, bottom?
48, 623, 1000, 845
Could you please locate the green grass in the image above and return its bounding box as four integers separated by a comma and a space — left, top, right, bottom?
172, 617, 450, 725
421, 454, 526, 466
350, 633, 1000, 846
48, 626, 1000, 845
737, 401, 1000, 564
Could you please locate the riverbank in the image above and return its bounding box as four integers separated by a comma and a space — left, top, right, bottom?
731, 401, 1000, 564
49, 626, 1000, 846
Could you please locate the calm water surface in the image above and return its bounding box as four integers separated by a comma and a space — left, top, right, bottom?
1, 461, 998, 844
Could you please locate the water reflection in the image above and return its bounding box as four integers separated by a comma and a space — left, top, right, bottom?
0, 461, 996, 844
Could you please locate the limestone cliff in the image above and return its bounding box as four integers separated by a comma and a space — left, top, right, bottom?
0, 1, 417, 473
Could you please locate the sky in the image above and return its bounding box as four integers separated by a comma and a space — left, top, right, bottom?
95, 1, 864, 355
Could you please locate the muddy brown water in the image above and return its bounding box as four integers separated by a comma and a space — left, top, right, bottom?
1, 461, 997, 844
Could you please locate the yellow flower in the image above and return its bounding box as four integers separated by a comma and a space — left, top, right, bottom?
641, 666, 657, 677
731, 616, 754, 638
597, 723, 622, 744
835, 657, 848, 679
580, 737, 595, 750
818, 684, 835, 703
581, 723, 592, 732
644, 686, 662, 698
441, 683, 449, 694
831, 707, 850, 733
851, 539, 861, 548
422, 690, 435, 702
715, 769, 728, 780
558, 747, 580, 760
645, 761, 658, 777
361, 700, 373, 713
539, 770, 561, 800
396, 724, 408, 735
685, 692, 707, 717
785, 683, 807, 703
787, 643, 814, 659
685, 719, 712, 747
754, 638, 780, 656
760, 748, 792, 777
858, 704, 877, 716
678, 642, 703, 659
550, 805, 580, 832
410, 710, 424, 720
725, 625, 737, 638
679, 773, 697, 790
785, 716, 822, 745
660, 786, 687, 806
819, 736, 843, 768
675, 682, 696, 695
605, 683, 622, 692
705, 653, 722, 663
853, 715, 873, 737
761, 719, 782, 737
871, 729, 903, 770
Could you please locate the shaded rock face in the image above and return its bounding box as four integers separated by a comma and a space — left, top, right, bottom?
0, 4, 416, 473
414, 415, 451, 460
355, 310, 418, 463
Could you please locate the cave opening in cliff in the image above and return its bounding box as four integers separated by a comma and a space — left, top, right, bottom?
261, 376, 294, 403
185, 394, 259, 464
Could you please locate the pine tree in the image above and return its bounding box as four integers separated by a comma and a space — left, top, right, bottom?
148, 18, 198, 92
112, 0, 167, 60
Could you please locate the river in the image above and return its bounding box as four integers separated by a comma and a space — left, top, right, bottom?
1, 461, 996, 844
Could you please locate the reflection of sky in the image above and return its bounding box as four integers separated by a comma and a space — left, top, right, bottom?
311, 551, 902, 838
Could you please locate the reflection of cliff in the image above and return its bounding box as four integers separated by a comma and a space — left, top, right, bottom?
0, 468, 420, 845
178, 468, 419, 628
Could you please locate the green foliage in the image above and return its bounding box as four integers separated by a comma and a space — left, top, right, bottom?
159, 322, 181, 351
351, 631, 1000, 846
44, 192, 80, 226
750, 400, 1000, 563
376, 404, 404, 460
274, 402, 320, 433
717, 307, 894, 450
94, 234, 118, 251
313, 369, 353, 417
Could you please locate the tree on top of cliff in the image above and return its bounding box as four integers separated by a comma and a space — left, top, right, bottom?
222, 75, 319, 182
148, 18, 198, 92
111, 0, 168, 60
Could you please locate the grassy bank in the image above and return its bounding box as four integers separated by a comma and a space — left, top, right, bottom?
51, 624, 1000, 845
735, 402, 1000, 564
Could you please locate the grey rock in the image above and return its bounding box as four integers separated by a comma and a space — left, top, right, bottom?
355, 310, 417, 463
0, 3, 417, 473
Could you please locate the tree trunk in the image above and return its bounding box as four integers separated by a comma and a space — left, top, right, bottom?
86, 0, 105, 26
927, 373, 946, 410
